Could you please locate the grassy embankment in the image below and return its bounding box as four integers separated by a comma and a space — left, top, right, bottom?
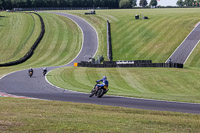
58, 8, 200, 63
48, 8, 200, 103
0, 12, 39, 64
0, 12, 82, 77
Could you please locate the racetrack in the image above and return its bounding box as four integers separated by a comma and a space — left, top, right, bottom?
166, 22, 200, 64
0, 12, 200, 114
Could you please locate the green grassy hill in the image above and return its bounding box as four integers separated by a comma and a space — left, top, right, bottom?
47, 8, 200, 103
0, 12, 82, 77
19, 13, 82, 68
59, 8, 200, 64
0, 12, 40, 63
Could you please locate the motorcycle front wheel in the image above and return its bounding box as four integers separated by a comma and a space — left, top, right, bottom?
89, 89, 95, 97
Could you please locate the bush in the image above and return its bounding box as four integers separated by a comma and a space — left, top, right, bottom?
119, 0, 131, 8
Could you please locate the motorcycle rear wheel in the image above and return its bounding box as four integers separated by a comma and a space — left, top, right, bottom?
97, 89, 104, 98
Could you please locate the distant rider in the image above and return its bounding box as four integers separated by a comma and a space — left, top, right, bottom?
96, 76, 109, 92
43, 67, 47, 73
43, 67, 47, 76
168, 58, 172, 63
28, 67, 33, 77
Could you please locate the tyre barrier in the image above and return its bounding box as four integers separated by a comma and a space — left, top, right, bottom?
107, 20, 112, 61
76, 60, 183, 68
0, 12, 45, 67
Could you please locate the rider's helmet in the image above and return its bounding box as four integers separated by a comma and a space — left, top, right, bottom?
103, 76, 107, 80
30, 67, 32, 70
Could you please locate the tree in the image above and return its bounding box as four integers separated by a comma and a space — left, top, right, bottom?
176, 0, 184, 7
3, 0, 12, 9
0, 0, 3, 8
197, 0, 200, 6
184, 0, 194, 6
131, 0, 137, 7
150, 0, 157, 7
139, 0, 148, 7
119, 0, 131, 8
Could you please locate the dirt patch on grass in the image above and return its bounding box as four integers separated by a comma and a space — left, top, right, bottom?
0, 120, 22, 131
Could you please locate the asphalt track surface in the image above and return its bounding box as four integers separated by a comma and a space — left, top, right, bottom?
166, 22, 200, 64
1, 12, 200, 114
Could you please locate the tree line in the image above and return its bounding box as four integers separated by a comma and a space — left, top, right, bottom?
119, 0, 157, 8
120, 0, 200, 8
0, 0, 119, 9
0, 0, 159, 10
0, 0, 199, 10
177, 0, 200, 7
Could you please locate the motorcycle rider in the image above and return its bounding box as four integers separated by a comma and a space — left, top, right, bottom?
168, 58, 172, 63
29, 67, 33, 73
43, 67, 47, 75
96, 76, 109, 93
28, 67, 33, 77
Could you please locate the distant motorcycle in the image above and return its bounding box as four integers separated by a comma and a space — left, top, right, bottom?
43, 69, 47, 76
89, 81, 109, 98
28, 68, 33, 78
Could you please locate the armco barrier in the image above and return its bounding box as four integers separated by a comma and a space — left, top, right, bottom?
78, 61, 183, 68
0, 12, 45, 67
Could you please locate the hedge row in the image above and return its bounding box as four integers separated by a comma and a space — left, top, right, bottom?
0, 12, 45, 67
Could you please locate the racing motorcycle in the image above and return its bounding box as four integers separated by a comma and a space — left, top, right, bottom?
89, 81, 109, 98
43, 69, 47, 76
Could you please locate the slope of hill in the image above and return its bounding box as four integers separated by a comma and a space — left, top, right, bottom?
47, 8, 200, 103
0, 12, 40, 64
0, 12, 82, 77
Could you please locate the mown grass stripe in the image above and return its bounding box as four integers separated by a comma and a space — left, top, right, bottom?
12, 13, 36, 59
25, 14, 61, 66
113, 17, 169, 60
131, 17, 174, 60
143, 17, 185, 62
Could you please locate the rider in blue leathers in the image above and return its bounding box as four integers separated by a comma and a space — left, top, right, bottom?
96, 76, 109, 90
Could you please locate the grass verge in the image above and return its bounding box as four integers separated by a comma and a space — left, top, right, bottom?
0, 98, 200, 133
